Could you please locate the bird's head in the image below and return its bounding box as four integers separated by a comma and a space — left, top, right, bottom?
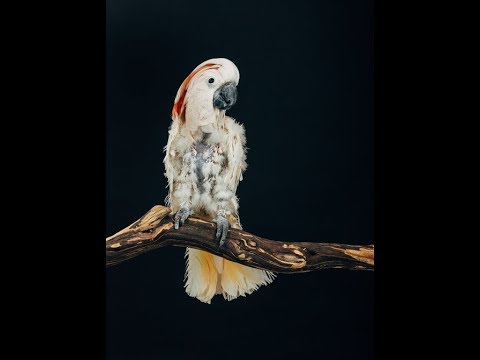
171, 58, 240, 130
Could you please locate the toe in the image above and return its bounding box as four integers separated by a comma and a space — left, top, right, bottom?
221, 225, 228, 244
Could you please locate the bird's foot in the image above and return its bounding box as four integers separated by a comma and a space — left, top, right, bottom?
174, 207, 191, 229
216, 215, 229, 248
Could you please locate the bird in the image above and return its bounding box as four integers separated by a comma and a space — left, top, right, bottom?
163, 58, 275, 304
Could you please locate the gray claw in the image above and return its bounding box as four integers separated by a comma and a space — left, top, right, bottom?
174, 208, 191, 229
216, 216, 229, 248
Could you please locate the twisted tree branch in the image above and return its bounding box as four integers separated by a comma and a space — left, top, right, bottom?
106, 205, 374, 272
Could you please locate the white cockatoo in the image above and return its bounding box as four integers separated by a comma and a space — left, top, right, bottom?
164, 58, 275, 304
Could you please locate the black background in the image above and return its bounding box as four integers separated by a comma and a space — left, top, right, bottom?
107, 0, 373, 359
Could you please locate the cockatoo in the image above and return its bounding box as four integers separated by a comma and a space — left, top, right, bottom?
163, 58, 275, 304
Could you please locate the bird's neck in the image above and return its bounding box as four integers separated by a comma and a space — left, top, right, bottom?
185, 108, 226, 142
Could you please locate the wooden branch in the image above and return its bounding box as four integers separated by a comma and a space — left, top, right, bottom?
106, 205, 374, 273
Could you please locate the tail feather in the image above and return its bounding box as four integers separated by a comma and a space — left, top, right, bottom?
184, 248, 218, 304
221, 260, 275, 301
184, 247, 275, 304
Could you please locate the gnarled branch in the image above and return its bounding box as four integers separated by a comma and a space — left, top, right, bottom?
106, 205, 374, 272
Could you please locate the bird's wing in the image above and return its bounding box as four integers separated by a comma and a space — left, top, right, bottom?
223, 117, 247, 194
163, 119, 180, 207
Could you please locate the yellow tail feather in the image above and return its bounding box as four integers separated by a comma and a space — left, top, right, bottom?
184, 248, 275, 304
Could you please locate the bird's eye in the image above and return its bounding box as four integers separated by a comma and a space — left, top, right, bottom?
208, 78, 215, 84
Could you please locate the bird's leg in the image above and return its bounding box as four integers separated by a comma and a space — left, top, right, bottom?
174, 207, 191, 229
215, 209, 229, 248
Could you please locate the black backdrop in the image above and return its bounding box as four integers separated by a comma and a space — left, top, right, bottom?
107, 0, 373, 359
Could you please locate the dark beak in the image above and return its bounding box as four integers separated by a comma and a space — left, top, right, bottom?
213, 82, 238, 110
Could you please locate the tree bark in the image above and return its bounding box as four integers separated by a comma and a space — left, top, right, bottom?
106, 205, 374, 272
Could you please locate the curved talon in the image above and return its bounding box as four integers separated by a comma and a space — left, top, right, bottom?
216, 216, 229, 248
174, 208, 191, 229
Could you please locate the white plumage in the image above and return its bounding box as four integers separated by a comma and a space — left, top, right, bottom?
163, 58, 275, 303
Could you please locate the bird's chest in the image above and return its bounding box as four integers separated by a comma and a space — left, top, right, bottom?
183, 141, 225, 193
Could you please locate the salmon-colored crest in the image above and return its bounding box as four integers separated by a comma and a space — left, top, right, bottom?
172, 63, 220, 122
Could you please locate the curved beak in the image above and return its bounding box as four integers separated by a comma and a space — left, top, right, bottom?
213, 82, 238, 110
